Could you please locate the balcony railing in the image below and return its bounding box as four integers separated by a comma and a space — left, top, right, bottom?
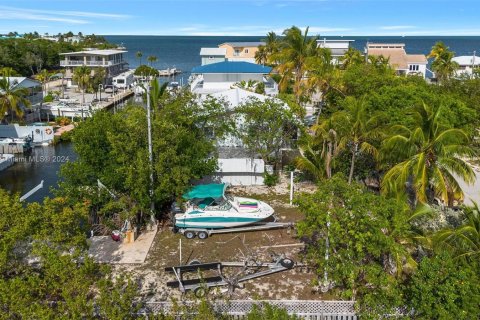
60, 60, 123, 67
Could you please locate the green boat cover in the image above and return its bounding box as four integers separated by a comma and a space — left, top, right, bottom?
183, 183, 226, 200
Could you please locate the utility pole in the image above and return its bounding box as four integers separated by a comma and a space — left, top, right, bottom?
146, 84, 155, 224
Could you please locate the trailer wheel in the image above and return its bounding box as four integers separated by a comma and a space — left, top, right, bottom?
197, 231, 209, 240
280, 258, 295, 269
184, 230, 196, 239
194, 286, 208, 298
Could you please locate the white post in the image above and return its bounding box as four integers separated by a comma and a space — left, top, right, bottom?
289, 171, 294, 205
179, 238, 182, 265
147, 84, 155, 223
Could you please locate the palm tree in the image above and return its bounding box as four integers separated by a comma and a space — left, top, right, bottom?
427, 41, 448, 60
305, 48, 344, 99
0, 76, 31, 123
147, 55, 158, 68
271, 26, 320, 101
296, 119, 340, 180
73, 66, 91, 104
136, 51, 143, 66
255, 46, 268, 65
339, 47, 364, 69
333, 97, 384, 184
36, 69, 51, 96
433, 202, 480, 260
90, 68, 106, 101
146, 79, 168, 110
428, 42, 459, 82
381, 103, 476, 206
0, 67, 18, 77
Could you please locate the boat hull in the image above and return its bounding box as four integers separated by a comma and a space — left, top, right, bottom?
174, 199, 274, 229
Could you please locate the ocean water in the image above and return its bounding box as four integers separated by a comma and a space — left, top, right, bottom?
1, 35, 480, 202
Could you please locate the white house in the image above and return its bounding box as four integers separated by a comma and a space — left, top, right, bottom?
198, 88, 290, 186
190, 61, 277, 96
60, 49, 128, 87
0, 123, 54, 145
452, 55, 480, 78
316, 38, 355, 64
200, 48, 227, 65
366, 43, 428, 78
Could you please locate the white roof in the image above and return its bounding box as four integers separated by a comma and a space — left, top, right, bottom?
200, 48, 227, 56
205, 88, 286, 110
5, 77, 41, 89
452, 55, 480, 66
60, 49, 127, 56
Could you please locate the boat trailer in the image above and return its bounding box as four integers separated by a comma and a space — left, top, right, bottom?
165, 254, 295, 297
175, 222, 294, 240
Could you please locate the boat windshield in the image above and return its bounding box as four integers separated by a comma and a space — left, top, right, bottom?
205, 199, 232, 211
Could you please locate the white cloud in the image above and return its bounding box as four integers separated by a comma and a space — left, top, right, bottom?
0, 6, 131, 26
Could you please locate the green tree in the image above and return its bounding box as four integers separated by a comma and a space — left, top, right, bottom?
271, 26, 319, 101
433, 202, 480, 261
339, 47, 364, 70
331, 97, 385, 184
236, 97, 298, 167
405, 252, 480, 319
90, 67, 107, 100
136, 50, 143, 65
0, 76, 31, 123
73, 65, 91, 104
147, 55, 158, 67
429, 42, 459, 83
381, 103, 476, 206
35, 68, 51, 96
247, 303, 299, 319
296, 175, 409, 315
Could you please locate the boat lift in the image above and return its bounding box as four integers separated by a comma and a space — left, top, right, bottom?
175, 221, 294, 240
165, 254, 295, 297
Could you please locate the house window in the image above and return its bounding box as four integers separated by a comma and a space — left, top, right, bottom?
409, 64, 419, 71
234, 49, 240, 56
209, 56, 214, 59
245, 49, 249, 54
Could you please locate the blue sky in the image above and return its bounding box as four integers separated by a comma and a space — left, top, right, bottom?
1, 0, 479, 36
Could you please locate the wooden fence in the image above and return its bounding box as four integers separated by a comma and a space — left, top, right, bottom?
141, 300, 357, 319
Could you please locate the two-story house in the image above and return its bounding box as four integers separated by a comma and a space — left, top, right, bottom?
365, 43, 428, 78
59, 49, 128, 87
452, 55, 480, 78
218, 42, 265, 63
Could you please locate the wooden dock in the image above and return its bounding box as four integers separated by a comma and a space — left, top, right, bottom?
99, 89, 135, 109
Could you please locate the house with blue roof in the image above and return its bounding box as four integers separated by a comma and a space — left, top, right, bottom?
190, 61, 278, 96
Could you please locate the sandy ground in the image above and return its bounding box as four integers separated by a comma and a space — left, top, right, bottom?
111, 178, 321, 302
88, 225, 157, 264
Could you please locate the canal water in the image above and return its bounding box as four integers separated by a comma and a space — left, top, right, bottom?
0, 142, 76, 203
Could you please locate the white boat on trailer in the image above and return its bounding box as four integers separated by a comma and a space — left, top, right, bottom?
173, 183, 278, 238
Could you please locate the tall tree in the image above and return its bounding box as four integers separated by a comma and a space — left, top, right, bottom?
147, 55, 158, 67
135, 51, 143, 66
331, 97, 384, 184
73, 66, 91, 104
429, 42, 459, 83
271, 26, 320, 101
381, 103, 476, 206
0, 76, 31, 123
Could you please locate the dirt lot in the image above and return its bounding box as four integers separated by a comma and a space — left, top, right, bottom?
114, 180, 321, 302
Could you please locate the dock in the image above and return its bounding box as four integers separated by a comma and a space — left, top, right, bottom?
158, 68, 181, 77
0, 154, 14, 171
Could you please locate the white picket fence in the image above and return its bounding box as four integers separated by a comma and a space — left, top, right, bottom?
142, 300, 357, 319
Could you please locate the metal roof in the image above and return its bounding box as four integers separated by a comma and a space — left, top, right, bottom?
453, 55, 480, 66
219, 42, 265, 47
60, 49, 127, 56
0, 125, 20, 138
191, 61, 272, 74
200, 48, 227, 56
